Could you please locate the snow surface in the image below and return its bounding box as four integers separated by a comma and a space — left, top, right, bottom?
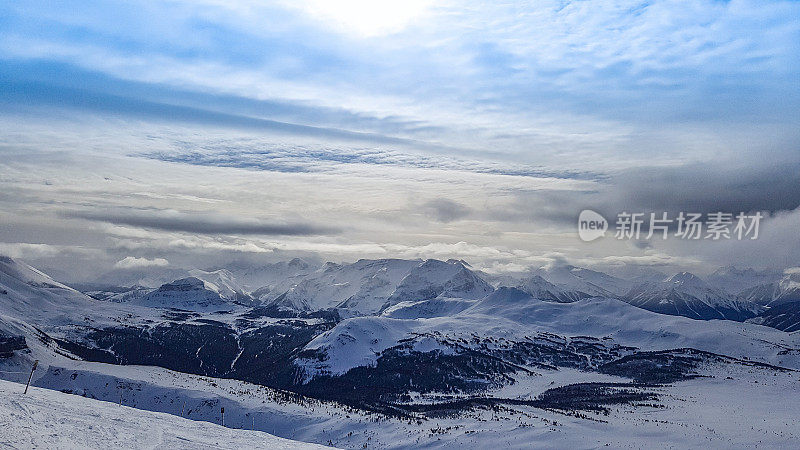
3, 354, 798, 449
189, 268, 252, 303
297, 287, 800, 378
0, 257, 104, 328
535, 264, 632, 297
386, 259, 494, 305
0, 378, 329, 449
135, 277, 234, 310
269, 259, 420, 314
381, 297, 476, 319
706, 265, 783, 295
3, 256, 800, 448
227, 258, 318, 295
623, 271, 763, 319
515, 274, 589, 302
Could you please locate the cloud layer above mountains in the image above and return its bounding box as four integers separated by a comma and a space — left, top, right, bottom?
1, 0, 798, 279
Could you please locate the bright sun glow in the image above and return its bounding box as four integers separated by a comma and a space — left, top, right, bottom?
291, 0, 434, 37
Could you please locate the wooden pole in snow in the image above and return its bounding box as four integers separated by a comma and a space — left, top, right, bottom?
23, 360, 38, 394
221, 406, 225, 427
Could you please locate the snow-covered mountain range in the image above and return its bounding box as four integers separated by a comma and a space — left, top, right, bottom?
2, 255, 800, 448
622, 272, 764, 321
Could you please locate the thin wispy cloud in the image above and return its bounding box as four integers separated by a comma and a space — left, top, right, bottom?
2, 1, 797, 162
139, 142, 599, 180
61, 209, 339, 237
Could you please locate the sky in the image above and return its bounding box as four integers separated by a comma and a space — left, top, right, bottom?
1, 0, 799, 281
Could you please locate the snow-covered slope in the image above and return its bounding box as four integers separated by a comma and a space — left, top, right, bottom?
0, 379, 327, 449
747, 301, 800, 332
295, 287, 800, 381
0, 256, 76, 292
381, 297, 477, 319
0, 256, 103, 327
9, 352, 800, 449
466, 287, 793, 364
623, 272, 763, 321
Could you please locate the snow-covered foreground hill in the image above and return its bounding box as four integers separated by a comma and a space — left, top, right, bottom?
0, 378, 329, 449
3, 355, 799, 448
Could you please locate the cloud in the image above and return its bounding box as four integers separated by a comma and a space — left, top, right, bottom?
61, 209, 339, 236
0, 78, 430, 150
0, 242, 91, 259
114, 256, 169, 269
421, 199, 473, 223
0, 0, 799, 278
139, 143, 594, 180
2, 0, 797, 165
490, 156, 800, 230
609, 158, 800, 216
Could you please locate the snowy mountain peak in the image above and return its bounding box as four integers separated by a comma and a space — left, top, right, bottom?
135, 277, 233, 310
268, 258, 421, 315
167, 276, 205, 288
445, 258, 471, 267
741, 270, 800, 307
537, 264, 631, 297
778, 270, 800, 291
517, 274, 591, 303
287, 257, 310, 268
0, 256, 98, 325
667, 271, 699, 281
706, 266, 783, 295
624, 273, 762, 321
665, 272, 706, 288
386, 259, 494, 306
188, 268, 252, 304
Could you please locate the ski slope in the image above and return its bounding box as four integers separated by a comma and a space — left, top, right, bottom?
0, 378, 330, 449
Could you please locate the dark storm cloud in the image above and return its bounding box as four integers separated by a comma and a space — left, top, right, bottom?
612, 159, 800, 216
61, 209, 339, 236
487, 156, 800, 228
